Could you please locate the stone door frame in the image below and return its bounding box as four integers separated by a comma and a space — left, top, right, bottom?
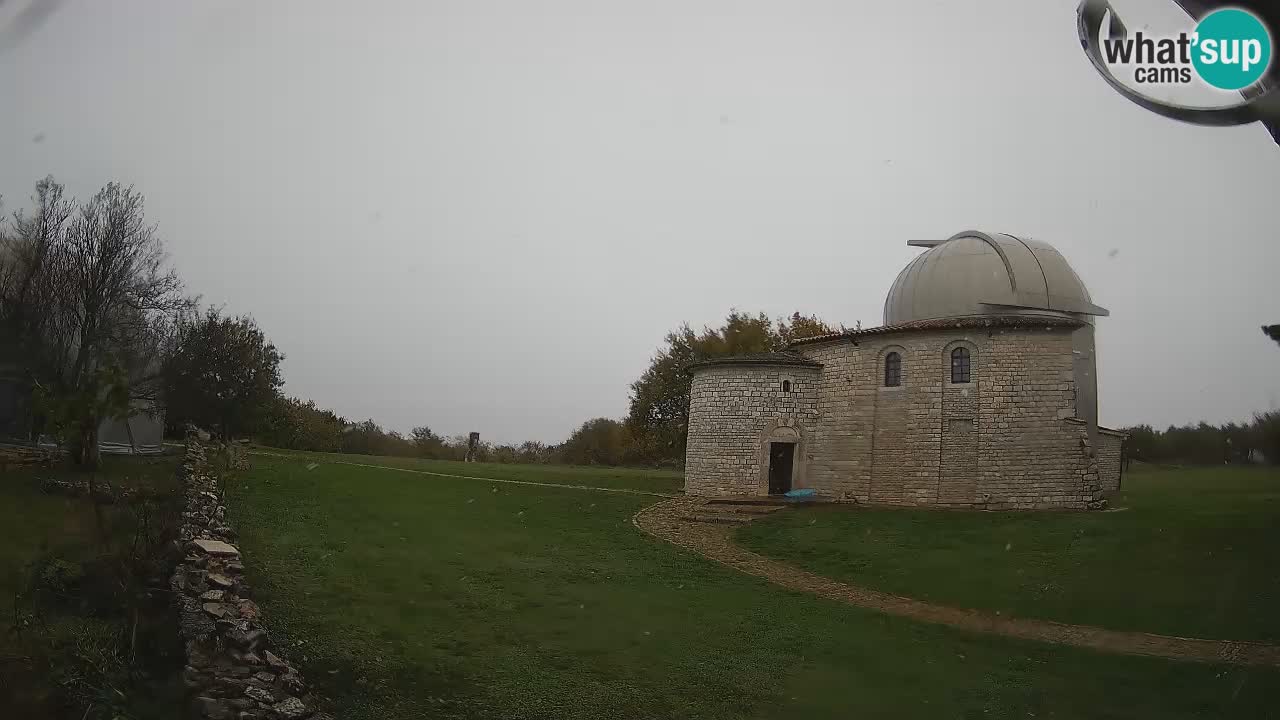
756, 418, 807, 495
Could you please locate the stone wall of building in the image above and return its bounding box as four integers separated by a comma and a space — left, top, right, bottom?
971, 331, 1101, 509
684, 325, 1107, 509
684, 364, 820, 496
1096, 427, 1127, 494
795, 340, 875, 501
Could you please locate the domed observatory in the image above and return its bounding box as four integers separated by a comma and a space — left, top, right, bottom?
684, 231, 1126, 509
885, 231, 1109, 435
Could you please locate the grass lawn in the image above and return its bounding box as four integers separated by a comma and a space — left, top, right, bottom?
738, 465, 1280, 644
251, 446, 685, 495
228, 454, 1280, 720
0, 453, 182, 719
0, 454, 179, 599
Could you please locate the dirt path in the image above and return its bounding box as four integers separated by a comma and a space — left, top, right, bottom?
633, 498, 1280, 668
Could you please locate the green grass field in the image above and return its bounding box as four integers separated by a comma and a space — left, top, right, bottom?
0, 454, 179, 600
227, 454, 1280, 720
738, 465, 1280, 643
0, 453, 182, 719
251, 447, 685, 495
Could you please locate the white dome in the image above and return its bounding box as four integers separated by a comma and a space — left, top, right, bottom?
883, 230, 1108, 326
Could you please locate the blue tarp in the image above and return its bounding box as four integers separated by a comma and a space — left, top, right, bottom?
784, 488, 817, 501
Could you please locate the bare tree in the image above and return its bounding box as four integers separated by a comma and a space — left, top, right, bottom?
0, 177, 189, 468
0, 178, 74, 366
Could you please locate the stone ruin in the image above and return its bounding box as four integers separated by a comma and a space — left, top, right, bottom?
0, 444, 60, 470
171, 437, 333, 720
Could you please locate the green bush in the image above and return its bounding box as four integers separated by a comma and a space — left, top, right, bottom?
38, 558, 85, 594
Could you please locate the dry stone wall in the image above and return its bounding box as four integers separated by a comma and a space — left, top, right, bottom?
40, 476, 156, 503
0, 445, 59, 470
171, 438, 332, 720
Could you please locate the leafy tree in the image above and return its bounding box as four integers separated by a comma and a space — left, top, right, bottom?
331, 419, 416, 457
560, 417, 632, 466
516, 440, 556, 464
0, 177, 187, 468
410, 425, 445, 458
340, 419, 385, 456
1263, 324, 1280, 348
1253, 411, 1280, 465
1120, 415, 1278, 466
626, 310, 840, 466
778, 311, 843, 345
163, 307, 284, 439
381, 430, 417, 457
490, 444, 519, 464
255, 396, 345, 452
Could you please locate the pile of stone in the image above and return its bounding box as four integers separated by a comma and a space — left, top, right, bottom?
171, 437, 332, 720
221, 440, 251, 471
40, 476, 147, 503
0, 445, 60, 470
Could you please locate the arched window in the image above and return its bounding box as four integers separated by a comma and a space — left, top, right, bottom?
782, 380, 791, 393
951, 347, 971, 384
884, 352, 901, 387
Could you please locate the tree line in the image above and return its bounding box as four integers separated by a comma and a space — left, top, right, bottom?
3, 175, 1275, 470
1121, 414, 1279, 466
184, 311, 844, 468
0, 176, 842, 469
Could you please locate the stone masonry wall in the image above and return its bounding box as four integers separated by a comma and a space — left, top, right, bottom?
939, 365, 979, 506
685, 326, 1105, 509
973, 331, 1102, 509
0, 445, 59, 470
795, 340, 874, 501
172, 438, 332, 720
1096, 428, 1126, 493
685, 365, 820, 496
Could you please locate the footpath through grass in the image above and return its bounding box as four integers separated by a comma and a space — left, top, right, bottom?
251, 446, 684, 495
739, 465, 1280, 643
228, 455, 1279, 720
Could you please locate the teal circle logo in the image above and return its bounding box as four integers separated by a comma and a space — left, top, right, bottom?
1191, 8, 1272, 90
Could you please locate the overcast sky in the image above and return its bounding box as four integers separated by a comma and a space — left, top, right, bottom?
2, 0, 1277, 444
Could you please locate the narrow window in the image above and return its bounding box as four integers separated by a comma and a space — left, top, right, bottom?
884, 352, 901, 387
782, 380, 791, 393
951, 347, 971, 384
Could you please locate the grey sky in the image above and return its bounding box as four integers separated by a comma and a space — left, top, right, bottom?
2, 0, 1277, 444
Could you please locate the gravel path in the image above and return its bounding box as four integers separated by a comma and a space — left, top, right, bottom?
633, 498, 1280, 667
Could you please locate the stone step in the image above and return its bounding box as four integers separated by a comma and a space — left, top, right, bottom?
703, 497, 789, 507
703, 503, 784, 515
678, 513, 755, 525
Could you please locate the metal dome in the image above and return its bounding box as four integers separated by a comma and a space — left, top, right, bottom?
883, 230, 1109, 326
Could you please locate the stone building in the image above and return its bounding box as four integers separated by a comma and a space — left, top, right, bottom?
684, 230, 1126, 510
0, 355, 164, 454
